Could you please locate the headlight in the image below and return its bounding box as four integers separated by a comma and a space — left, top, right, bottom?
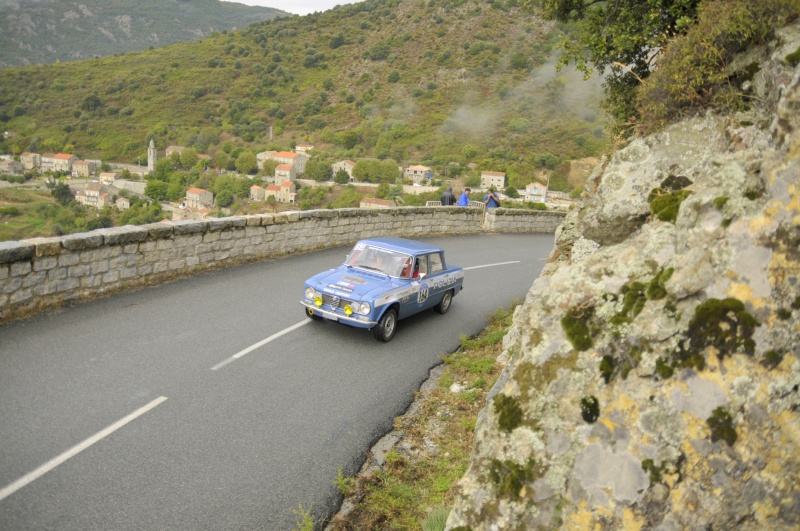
357, 302, 371, 315
305, 287, 315, 299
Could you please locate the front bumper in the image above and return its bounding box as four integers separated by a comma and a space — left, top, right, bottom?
301, 299, 378, 328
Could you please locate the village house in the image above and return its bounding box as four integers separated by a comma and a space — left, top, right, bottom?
75, 183, 110, 209
71, 160, 97, 178
277, 181, 296, 204
275, 163, 296, 182
0, 159, 23, 176
250, 185, 266, 201
404, 164, 432, 184
172, 208, 191, 221
331, 160, 356, 181
115, 197, 130, 211
54, 153, 77, 173
295, 142, 314, 153
20, 152, 40, 171
99, 172, 118, 185
523, 181, 548, 203
264, 184, 281, 201
165, 145, 186, 158
256, 150, 308, 175
360, 197, 395, 209
481, 171, 506, 190
547, 190, 570, 201
185, 187, 214, 209
165, 146, 210, 167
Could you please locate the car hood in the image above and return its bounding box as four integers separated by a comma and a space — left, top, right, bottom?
306, 266, 399, 300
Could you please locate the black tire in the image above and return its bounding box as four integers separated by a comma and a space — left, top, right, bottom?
372, 308, 398, 342
306, 307, 323, 321
434, 290, 453, 314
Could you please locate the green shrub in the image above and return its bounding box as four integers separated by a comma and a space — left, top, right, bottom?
637, 0, 799, 134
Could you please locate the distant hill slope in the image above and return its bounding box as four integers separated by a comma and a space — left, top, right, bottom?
0, 0, 291, 67
0, 0, 607, 189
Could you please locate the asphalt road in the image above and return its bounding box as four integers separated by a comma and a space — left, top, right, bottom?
0, 233, 554, 530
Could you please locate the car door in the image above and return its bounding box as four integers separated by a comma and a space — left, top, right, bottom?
412, 253, 447, 313
423, 252, 449, 308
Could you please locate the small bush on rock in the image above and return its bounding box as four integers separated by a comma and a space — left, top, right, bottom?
707, 407, 737, 447
580, 396, 600, 423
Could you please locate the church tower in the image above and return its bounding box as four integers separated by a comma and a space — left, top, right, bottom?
147, 138, 157, 173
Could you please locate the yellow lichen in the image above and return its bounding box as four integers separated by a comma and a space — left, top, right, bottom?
727, 282, 756, 305
778, 410, 800, 447
748, 213, 774, 232
564, 508, 596, 529
621, 508, 645, 530
598, 416, 618, 433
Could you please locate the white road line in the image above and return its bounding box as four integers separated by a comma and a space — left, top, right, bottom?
464, 260, 520, 271
211, 319, 311, 371
0, 396, 168, 503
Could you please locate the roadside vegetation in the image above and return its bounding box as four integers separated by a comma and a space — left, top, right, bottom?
322, 301, 520, 530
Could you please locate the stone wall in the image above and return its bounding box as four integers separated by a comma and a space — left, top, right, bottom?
0, 206, 564, 321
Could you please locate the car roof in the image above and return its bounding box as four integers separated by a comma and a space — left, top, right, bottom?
358, 237, 443, 254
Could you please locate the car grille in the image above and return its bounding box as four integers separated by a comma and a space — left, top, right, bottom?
322, 294, 353, 310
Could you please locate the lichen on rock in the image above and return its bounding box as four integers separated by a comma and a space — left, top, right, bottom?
446, 25, 800, 531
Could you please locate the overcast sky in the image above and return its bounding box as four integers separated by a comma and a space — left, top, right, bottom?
225, 0, 362, 16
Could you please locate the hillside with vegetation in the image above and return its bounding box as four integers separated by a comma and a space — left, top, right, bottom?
0, 0, 290, 67
0, 0, 607, 193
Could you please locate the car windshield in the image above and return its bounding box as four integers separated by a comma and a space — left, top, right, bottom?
344, 244, 412, 278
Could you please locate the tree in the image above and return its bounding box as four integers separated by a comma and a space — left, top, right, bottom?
539, 0, 701, 131
145, 181, 169, 201
236, 151, 257, 175
215, 151, 230, 171
334, 169, 350, 184
305, 157, 333, 182
153, 158, 173, 181
504, 186, 520, 198
262, 158, 279, 176
51, 182, 73, 205
216, 190, 234, 208
180, 148, 198, 169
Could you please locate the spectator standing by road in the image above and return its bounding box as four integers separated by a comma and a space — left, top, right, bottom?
457, 188, 471, 206
484, 188, 501, 210
441, 187, 456, 206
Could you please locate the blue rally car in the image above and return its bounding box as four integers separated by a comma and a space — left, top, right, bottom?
301, 237, 465, 342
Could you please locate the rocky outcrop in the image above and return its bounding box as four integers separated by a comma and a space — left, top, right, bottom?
448, 25, 800, 530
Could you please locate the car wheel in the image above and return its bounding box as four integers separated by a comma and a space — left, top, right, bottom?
434, 290, 453, 314
373, 308, 397, 342
306, 307, 322, 321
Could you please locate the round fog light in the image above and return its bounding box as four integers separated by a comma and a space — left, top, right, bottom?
343, 305, 353, 316
314, 296, 323, 307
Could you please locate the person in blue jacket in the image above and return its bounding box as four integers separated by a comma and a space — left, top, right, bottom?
457, 188, 471, 206
484, 188, 501, 209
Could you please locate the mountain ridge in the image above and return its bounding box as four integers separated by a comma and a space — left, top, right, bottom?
0, 0, 291, 67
